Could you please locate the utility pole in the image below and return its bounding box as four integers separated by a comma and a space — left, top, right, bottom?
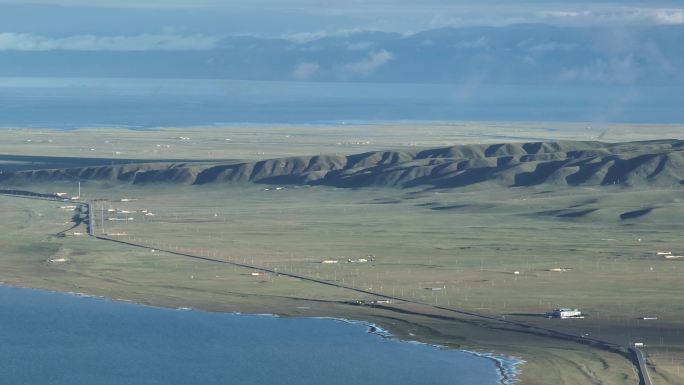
101, 200, 106, 235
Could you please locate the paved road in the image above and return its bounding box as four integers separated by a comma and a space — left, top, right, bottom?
0, 189, 65, 201
632, 347, 653, 385
86, 200, 95, 236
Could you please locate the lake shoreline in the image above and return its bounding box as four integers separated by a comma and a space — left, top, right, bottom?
0, 282, 522, 384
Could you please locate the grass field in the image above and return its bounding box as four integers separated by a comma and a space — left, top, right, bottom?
1, 124, 683, 385
1, 122, 683, 163
92, 184, 684, 338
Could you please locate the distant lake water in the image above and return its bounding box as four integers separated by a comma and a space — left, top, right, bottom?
0, 285, 511, 385
0, 77, 682, 128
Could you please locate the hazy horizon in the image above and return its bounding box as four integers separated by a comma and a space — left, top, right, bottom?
1, 1, 683, 86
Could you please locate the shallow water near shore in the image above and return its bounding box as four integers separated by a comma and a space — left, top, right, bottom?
0, 285, 512, 385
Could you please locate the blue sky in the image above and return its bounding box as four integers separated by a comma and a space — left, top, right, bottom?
0, 1, 681, 49
0, 1, 681, 85
1, 1, 683, 40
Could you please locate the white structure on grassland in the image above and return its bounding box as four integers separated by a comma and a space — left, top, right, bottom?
546, 308, 583, 319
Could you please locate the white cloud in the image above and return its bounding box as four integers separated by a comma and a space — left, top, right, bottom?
292, 62, 320, 80
0, 33, 221, 51
283, 31, 337, 44
536, 10, 592, 19
654, 9, 684, 24
281, 29, 385, 44
536, 7, 684, 26
341, 49, 394, 76
283, 30, 351, 44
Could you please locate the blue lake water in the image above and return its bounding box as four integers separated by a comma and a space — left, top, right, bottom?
0, 285, 507, 385
0, 77, 682, 128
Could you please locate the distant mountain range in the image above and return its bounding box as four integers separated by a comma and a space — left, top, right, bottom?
2, 24, 683, 85
2, 140, 682, 189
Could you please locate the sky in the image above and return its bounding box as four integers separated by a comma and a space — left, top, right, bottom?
0, 1, 681, 52
1, 1, 683, 39
0, 1, 681, 85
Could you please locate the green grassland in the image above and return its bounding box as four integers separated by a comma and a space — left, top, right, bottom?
2, 122, 683, 163
1, 124, 683, 385
3, 183, 683, 384
0, 193, 641, 385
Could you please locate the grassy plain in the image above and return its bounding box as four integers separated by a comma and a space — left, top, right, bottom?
1, 122, 683, 163
1, 123, 683, 385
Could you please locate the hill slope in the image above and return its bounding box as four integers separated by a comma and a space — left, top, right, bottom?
1, 140, 682, 189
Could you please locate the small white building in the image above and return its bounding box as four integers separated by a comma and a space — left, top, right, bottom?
547, 308, 583, 319
425, 287, 445, 291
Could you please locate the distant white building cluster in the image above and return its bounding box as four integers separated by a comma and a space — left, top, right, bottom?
320, 256, 376, 264
657, 251, 683, 259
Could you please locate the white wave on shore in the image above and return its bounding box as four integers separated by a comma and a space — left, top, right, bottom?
462, 350, 526, 385
314, 316, 524, 385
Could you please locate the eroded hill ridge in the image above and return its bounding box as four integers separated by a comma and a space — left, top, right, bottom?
1, 140, 682, 189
